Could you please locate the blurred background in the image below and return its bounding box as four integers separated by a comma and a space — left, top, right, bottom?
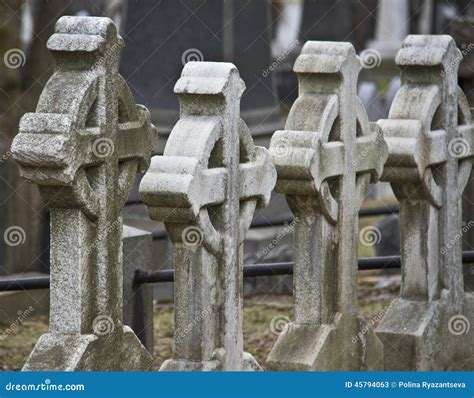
0, 0, 473, 369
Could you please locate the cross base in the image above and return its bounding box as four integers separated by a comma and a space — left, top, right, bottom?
160, 351, 261, 371
22, 326, 153, 371
267, 314, 382, 371
376, 298, 474, 370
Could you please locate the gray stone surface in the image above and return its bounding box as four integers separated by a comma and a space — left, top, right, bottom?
122, 224, 154, 354
11, 16, 154, 370
140, 61, 276, 371
375, 35, 474, 370
266, 41, 388, 370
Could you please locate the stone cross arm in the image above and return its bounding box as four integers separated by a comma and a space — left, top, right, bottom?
270, 41, 388, 223
11, 16, 154, 217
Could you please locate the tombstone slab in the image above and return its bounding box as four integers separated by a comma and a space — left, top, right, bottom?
120, 0, 282, 150
122, 225, 154, 354
11, 16, 154, 370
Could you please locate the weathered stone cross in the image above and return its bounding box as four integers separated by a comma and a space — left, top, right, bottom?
375, 35, 474, 370
267, 42, 387, 370
11, 16, 154, 370
140, 62, 276, 370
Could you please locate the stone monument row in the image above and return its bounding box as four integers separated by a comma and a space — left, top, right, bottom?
7, 16, 474, 371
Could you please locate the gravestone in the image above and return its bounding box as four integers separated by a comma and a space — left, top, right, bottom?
375, 35, 474, 370
267, 41, 388, 370
300, 0, 355, 43
11, 16, 154, 370
368, 0, 409, 59
140, 61, 276, 370
120, 0, 282, 150
122, 225, 154, 354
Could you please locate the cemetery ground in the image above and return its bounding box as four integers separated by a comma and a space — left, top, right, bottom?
0, 204, 397, 370
0, 276, 398, 370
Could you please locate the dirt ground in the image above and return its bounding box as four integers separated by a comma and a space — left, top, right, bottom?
0, 272, 399, 370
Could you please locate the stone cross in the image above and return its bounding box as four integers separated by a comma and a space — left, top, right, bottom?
11, 16, 154, 370
375, 35, 474, 370
266, 41, 387, 370
140, 62, 276, 371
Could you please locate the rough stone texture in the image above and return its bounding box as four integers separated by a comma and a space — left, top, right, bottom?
266, 41, 388, 371
11, 16, 154, 370
140, 61, 276, 371
375, 35, 474, 370
122, 225, 154, 354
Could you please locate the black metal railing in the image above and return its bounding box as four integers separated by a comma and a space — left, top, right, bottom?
2, 251, 474, 292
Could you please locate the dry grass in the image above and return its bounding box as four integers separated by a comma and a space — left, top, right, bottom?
0, 288, 397, 371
